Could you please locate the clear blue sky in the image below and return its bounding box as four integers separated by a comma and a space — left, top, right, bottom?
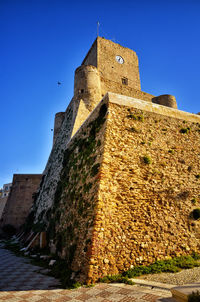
1, 0, 200, 188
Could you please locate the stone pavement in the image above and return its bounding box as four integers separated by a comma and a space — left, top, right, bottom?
0, 247, 60, 291
0, 248, 174, 301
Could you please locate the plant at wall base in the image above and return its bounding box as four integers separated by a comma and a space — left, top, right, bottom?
100, 275, 134, 285
123, 254, 200, 278
188, 290, 200, 302
143, 155, 152, 164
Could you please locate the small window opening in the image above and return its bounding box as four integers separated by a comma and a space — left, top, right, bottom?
78, 89, 84, 94
122, 77, 128, 85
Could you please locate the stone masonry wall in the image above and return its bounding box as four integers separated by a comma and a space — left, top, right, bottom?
97, 37, 141, 91
33, 98, 80, 220
1, 174, 42, 229
82, 39, 97, 67
100, 77, 154, 102
0, 197, 8, 220
31, 99, 108, 283
87, 97, 200, 282
30, 93, 200, 284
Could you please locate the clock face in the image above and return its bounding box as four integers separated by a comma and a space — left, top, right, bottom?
115, 55, 124, 64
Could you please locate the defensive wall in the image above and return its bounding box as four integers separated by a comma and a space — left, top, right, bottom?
31, 93, 200, 283
0, 197, 8, 220
1, 174, 42, 229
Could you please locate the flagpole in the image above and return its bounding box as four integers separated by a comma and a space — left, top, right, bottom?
97, 21, 100, 37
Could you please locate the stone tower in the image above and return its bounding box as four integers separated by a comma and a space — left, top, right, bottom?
53, 37, 177, 144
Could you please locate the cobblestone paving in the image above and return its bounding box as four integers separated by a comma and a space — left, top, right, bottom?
0, 248, 174, 301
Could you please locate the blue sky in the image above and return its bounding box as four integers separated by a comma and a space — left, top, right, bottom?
0, 0, 200, 187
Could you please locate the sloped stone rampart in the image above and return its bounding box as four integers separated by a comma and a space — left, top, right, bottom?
87, 97, 200, 282
30, 93, 200, 284
31, 99, 108, 282
33, 99, 80, 220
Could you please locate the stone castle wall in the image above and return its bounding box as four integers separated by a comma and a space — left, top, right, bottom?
31, 93, 200, 284
35, 99, 79, 219
0, 197, 8, 220
31, 100, 108, 282
87, 94, 200, 282
100, 77, 154, 102
1, 174, 42, 229
82, 39, 97, 67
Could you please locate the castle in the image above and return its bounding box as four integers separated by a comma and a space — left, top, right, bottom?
6, 37, 200, 284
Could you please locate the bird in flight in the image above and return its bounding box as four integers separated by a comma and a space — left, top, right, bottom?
57, 81, 61, 85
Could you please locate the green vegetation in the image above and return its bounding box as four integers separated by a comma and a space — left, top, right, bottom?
188, 290, 200, 302
91, 163, 100, 177
4, 240, 81, 289
191, 208, 200, 220
191, 198, 197, 205
127, 112, 144, 122
4, 240, 200, 288
45, 103, 107, 270
195, 174, 200, 179
99, 274, 134, 285
48, 259, 75, 288
99, 254, 200, 285
143, 155, 152, 164
168, 149, 175, 154
30, 256, 81, 289
123, 254, 200, 278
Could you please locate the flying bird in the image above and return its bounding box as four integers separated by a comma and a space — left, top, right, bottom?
57, 81, 61, 85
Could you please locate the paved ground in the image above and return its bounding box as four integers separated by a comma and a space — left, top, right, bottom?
0, 248, 174, 302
